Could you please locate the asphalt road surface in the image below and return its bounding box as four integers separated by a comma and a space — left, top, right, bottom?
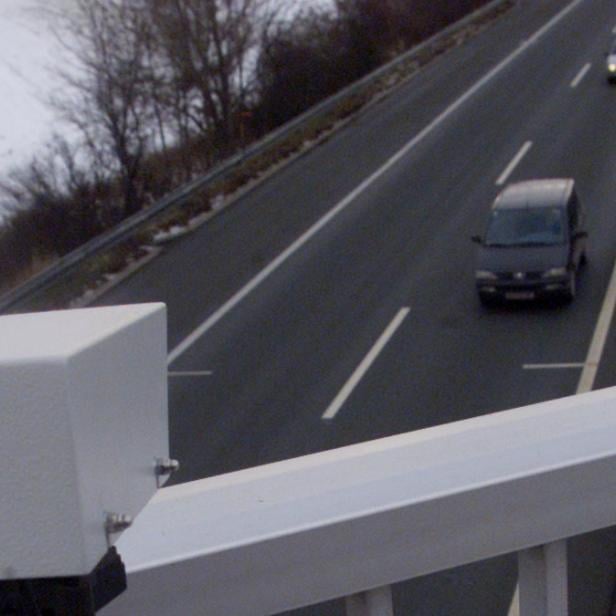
95, 0, 616, 613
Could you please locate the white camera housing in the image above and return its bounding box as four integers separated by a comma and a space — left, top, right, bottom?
0, 303, 168, 579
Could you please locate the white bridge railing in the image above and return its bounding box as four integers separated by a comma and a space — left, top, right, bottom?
105, 386, 616, 616
2, 305, 615, 615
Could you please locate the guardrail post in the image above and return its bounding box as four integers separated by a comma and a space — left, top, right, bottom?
518, 540, 568, 615
345, 586, 394, 616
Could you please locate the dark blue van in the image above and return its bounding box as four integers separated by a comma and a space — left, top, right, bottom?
472, 179, 587, 304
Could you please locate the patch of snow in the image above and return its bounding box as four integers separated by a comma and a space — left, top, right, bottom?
152, 225, 188, 244
211, 194, 226, 211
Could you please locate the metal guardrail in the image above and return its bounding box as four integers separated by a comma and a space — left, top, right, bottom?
0, 0, 509, 314
105, 386, 616, 615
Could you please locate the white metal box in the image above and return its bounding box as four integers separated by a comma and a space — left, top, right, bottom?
0, 303, 168, 579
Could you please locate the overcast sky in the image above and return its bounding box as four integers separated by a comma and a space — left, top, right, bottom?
0, 0, 61, 167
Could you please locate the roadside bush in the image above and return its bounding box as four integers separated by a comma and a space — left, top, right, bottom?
255, 0, 492, 131
255, 10, 351, 129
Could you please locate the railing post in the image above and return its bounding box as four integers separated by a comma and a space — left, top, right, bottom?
345, 586, 394, 616
518, 540, 568, 615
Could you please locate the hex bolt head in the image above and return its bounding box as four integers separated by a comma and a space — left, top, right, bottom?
105, 513, 133, 535
155, 457, 180, 476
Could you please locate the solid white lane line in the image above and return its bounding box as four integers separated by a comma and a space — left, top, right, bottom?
612, 25, 616, 34
509, 588, 519, 616
570, 62, 591, 88
523, 363, 584, 370
168, 0, 586, 366
577, 259, 616, 394
495, 141, 533, 186
322, 308, 410, 420
168, 371, 213, 377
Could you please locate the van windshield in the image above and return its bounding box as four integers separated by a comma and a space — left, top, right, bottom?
484, 206, 565, 247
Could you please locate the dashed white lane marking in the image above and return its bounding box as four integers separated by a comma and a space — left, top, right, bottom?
168, 371, 213, 377
322, 308, 410, 420
496, 141, 533, 186
168, 0, 585, 366
570, 62, 591, 88
523, 363, 584, 370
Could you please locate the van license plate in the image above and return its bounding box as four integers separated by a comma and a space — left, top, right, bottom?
506, 291, 535, 300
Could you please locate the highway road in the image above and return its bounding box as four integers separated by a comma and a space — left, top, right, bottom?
95, 0, 616, 613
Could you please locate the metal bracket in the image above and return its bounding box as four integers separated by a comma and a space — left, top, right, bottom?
155, 458, 180, 487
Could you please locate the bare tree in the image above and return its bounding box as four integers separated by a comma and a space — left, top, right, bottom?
149, 0, 274, 156
0, 136, 107, 257
50, 0, 157, 217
